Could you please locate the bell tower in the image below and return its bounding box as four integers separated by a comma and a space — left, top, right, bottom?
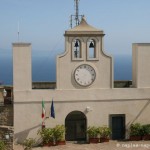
57, 17, 113, 89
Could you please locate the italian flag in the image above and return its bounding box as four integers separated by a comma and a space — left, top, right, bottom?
42, 100, 46, 119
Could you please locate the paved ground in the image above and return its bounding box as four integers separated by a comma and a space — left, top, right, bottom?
14, 141, 150, 150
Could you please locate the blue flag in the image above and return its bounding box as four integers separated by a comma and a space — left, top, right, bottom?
51, 99, 55, 118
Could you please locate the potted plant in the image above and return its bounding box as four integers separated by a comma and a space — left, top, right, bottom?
53, 125, 66, 145
129, 123, 142, 141
87, 126, 99, 143
37, 128, 54, 146
0, 141, 7, 150
22, 138, 36, 150
99, 126, 111, 142
141, 124, 150, 140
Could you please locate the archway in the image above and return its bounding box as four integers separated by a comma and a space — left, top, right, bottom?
65, 111, 87, 141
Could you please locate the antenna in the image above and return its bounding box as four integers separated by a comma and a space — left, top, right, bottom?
17, 21, 20, 42
70, 0, 83, 28
75, 0, 79, 26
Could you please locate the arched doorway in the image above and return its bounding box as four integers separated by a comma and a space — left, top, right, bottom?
65, 111, 87, 141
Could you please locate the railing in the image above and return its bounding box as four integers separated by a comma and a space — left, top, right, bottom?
32, 82, 56, 89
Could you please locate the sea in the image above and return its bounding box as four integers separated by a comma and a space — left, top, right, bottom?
0, 52, 132, 85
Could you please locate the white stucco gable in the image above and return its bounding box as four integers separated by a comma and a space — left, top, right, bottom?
57, 17, 113, 89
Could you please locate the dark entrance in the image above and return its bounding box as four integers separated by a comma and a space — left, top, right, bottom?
65, 111, 87, 141
110, 114, 125, 140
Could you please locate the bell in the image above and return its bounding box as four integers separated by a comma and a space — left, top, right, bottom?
74, 41, 79, 47
89, 41, 94, 48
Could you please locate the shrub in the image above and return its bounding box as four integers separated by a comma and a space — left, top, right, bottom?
141, 124, 150, 136
0, 140, 6, 150
98, 126, 111, 138
53, 125, 65, 141
23, 138, 35, 150
87, 126, 99, 138
130, 123, 142, 136
38, 125, 66, 144
37, 128, 54, 144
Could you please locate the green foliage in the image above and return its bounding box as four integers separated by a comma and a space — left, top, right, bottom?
87, 126, 111, 139
23, 138, 35, 150
37, 125, 65, 144
130, 123, 142, 136
38, 128, 54, 144
87, 126, 99, 138
98, 126, 112, 138
53, 125, 65, 141
0, 140, 6, 150
141, 124, 150, 136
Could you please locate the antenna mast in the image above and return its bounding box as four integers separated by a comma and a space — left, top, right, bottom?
17, 21, 20, 42
70, 0, 83, 28
75, 0, 79, 26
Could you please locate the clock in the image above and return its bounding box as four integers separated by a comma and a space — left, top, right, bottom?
74, 64, 96, 87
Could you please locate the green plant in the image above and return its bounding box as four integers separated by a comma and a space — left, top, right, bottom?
0, 140, 6, 150
53, 125, 65, 141
98, 126, 111, 138
130, 123, 142, 136
141, 124, 150, 136
38, 128, 54, 144
23, 138, 36, 150
87, 126, 99, 138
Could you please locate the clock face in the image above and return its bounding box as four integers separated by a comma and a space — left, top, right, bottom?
74, 64, 96, 87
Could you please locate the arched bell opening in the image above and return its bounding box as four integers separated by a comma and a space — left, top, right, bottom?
88, 39, 96, 58
72, 39, 82, 58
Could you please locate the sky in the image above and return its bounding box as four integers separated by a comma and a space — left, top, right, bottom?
0, 0, 150, 84
0, 0, 150, 57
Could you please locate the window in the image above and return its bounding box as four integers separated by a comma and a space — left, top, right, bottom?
72, 39, 81, 59
88, 39, 96, 58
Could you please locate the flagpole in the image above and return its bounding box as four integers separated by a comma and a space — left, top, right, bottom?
41, 99, 46, 128
51, 98, 55, 119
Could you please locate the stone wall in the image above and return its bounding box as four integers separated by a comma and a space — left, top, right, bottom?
0, 105, 13, 126
0, 126, 13, 150
0, 104, 13, 149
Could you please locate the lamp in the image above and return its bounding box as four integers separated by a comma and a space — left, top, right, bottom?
3, 89, 7, 97
5, 134, 9, 140
86, 106, 92, 112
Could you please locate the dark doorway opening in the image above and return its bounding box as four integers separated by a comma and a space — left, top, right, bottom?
110, 114, 125, 140
65, 111, 87, 141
